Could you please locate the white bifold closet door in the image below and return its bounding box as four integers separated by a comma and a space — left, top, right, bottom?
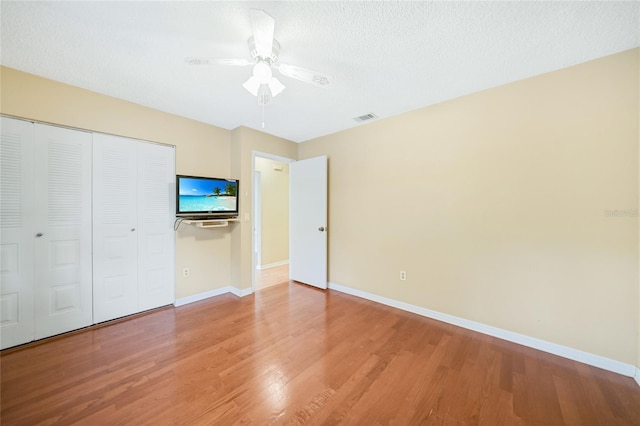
1, 118, 93, 347
136, 141, 175, 312
93, 133, 175, 323
33, 124, 93, 340
1, 117, 36, 349
92, 134, 139, 323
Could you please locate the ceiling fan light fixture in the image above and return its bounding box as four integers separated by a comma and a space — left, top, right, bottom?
244, 71, 286, 102
268, 77, 285, 97
242, 76, 261, 96
253, 61, 272, 84
257, 84, 273, 105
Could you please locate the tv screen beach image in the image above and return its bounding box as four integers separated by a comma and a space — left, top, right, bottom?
179, 178, 237, 212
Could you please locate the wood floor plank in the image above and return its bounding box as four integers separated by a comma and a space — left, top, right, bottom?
2, 282, 640, 425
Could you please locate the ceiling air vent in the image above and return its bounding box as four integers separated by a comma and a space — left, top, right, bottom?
353, 113, 378, 123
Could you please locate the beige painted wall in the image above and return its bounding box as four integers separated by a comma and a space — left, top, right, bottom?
299, 49, 640, 365
0, 66, 234, 299
255, 157, 290, 267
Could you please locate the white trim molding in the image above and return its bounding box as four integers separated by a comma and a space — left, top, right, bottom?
229, 287, 253, 297
328, 281, 637, 380
257, 260, 289, 271
174, 286, 253, 307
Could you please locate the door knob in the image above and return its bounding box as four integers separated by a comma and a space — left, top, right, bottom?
318, 226, 325, 232
35, 232, 44, 238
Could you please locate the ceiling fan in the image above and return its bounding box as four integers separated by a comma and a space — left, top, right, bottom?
186, 9, 333, 105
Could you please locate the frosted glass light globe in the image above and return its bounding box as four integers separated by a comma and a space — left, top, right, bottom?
253, 62, 272, 84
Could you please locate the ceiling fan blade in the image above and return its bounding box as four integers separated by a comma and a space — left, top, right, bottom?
217, 58, 253, 67
185, 57, 252, 67
250, 9, 275, 59
185, 57, 213, 65
277, 64, 333, 88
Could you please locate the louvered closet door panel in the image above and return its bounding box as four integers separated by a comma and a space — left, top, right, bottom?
33, 124, 92, 339
93, 134, 138, 323
137, 142, 175, 311
0, 117, 35, 349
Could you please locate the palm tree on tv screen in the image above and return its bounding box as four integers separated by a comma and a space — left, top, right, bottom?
225, 183, 236, 196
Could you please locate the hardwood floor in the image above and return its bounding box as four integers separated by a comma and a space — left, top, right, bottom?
255, 264, 290, 290
2, 282, 640, 425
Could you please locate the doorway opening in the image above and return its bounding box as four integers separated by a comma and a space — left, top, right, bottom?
252, 152, 294, 291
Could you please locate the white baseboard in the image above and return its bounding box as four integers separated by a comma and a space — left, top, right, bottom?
328, 281, 637, 380
256, 259, 289, 270
174, 286, 253, 307
229, 287, 253, 297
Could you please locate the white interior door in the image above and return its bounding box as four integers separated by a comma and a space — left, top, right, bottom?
137, 142, 175, 311
0, 117, 35, 349
290, 155, 327, 289
33, 123, 93, 340
93, 133, 139, 323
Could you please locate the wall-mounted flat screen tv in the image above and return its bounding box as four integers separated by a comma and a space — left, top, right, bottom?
176, 175, 239, 218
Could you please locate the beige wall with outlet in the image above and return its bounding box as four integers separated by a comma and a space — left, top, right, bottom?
255, 157, 290, 267
299, 49, 640, 366
1, 66, 251, 299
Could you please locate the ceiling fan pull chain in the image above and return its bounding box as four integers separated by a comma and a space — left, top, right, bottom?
261, 104, 265, 129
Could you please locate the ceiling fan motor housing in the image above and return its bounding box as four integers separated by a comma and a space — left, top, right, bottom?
248, 36, 280, 64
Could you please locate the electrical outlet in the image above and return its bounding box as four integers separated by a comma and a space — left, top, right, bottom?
400, 270, 407, 281
183, 268, 190, 278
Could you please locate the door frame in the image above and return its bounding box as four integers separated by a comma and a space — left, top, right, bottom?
254, 170, 262, 270
251, 151, 295, 292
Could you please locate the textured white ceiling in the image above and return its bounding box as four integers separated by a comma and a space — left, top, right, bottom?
1, 1, 638, 142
